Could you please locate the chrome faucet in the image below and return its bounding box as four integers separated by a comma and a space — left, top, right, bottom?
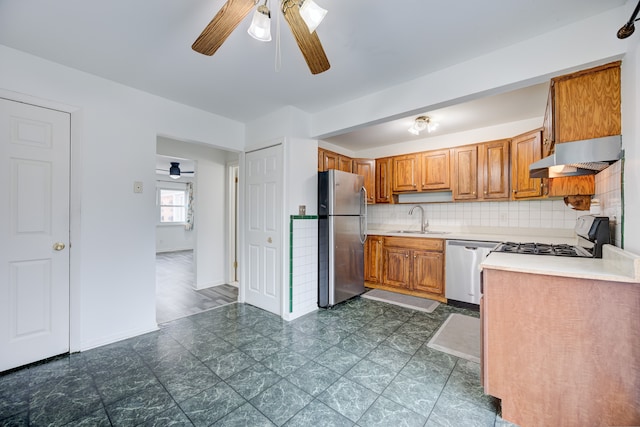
409, 205, 428, 233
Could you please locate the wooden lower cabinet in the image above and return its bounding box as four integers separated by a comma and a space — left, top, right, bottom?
482, 268, 640, 427
366, 236, 445, 302
364, 235, 383, 283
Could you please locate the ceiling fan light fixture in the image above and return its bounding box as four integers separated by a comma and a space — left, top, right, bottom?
299, 0, 327, 33
169, 162, 181, 179
247, 4, 272, 42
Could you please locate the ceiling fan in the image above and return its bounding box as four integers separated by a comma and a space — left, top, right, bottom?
192, 0, 330, 74
156, 162, 195, 179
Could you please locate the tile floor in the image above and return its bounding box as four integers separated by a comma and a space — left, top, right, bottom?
0, 299, 517, 426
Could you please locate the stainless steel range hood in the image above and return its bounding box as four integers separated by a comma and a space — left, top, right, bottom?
529, 135, 622, 178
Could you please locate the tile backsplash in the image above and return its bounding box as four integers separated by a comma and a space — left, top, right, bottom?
368, 160, 624, 247
594, 160, 623, 247
368, 199, 580, 230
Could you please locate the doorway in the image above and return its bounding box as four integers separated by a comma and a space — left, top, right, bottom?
155, 138, 240, 323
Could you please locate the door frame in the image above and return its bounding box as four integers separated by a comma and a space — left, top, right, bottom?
0, 89, 83, 353
227, 161, 239, 285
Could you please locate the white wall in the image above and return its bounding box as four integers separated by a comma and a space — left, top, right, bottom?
621, 29, 640, 253
0, 45, 244, 350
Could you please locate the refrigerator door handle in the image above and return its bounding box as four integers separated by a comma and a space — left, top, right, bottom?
359, 186, 368, 244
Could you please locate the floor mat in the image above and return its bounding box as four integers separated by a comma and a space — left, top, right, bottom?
427, 313, 480, 363
360, 289, 439, 313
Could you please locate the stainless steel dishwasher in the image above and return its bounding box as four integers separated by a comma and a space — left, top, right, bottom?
445, 240, 497, 304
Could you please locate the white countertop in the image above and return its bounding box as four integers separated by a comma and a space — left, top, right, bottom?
481, 244, 640, 283
367, 225, 578, 245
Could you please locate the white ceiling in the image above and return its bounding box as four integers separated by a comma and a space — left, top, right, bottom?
0, 0, 628, 150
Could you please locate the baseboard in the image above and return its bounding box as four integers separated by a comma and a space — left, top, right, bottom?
79, 322, 159, 352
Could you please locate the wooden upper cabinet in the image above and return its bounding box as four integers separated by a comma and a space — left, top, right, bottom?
352, 158, 375, 204
542, 90, 554, 157
318, 148, 325, 171
318, 148, 352, 173
338, 156, 353, 173
375, 157, 393, 204
321, 149, 339, 171
511, 129, 543, 199
452, 145, 478, 200
552, 61, 621, 144
421, 149, 451, 190
392, 154, 420, 192
480, 139, 510, 200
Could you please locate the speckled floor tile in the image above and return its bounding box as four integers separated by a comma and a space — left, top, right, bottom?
314, 346, 362, 374
211, 402, 276, 427
344, 359, 397, 394
225, 363, 282, 400
365, 344, 412, 373
179, 382, 245, 427
260, 348, 310, 376
427, 393, 497, 427
250, 379, 313, 426
0, 301, 498, 427
286, 361, 341, 396
283, 400, 354, 427
382, 373, 444, 417
318, 377, 378, 422
357, 395, 427, 427
105, 382, 177, 426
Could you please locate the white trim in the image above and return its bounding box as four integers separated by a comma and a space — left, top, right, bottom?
227, 161, 239, 284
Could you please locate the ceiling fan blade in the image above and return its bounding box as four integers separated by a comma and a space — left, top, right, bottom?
192, 0, 256, 56
282, 2, 330, 74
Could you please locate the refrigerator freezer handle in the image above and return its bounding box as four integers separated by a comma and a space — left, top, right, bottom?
360, 186, 368, 244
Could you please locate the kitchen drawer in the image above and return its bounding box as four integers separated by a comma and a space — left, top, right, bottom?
383, 236, 444, 251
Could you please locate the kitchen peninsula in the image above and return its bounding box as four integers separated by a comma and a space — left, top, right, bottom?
480, 245, 640, 427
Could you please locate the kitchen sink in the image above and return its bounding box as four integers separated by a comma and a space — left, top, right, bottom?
389, 230, 450, 235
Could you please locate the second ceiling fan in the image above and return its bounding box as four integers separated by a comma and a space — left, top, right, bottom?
192, 0, 330, 74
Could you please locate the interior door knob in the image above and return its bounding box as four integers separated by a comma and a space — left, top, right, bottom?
267, 237, 272, 243
53, 242, 65, 251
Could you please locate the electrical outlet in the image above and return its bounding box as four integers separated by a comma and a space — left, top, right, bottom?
133, 181, 143, 193
499, 212, 508, 223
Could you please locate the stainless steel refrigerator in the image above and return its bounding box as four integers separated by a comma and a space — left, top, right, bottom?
318, 169, 367, 308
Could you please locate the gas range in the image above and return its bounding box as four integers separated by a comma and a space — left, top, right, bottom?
493, 241, 593, 257
493, 215, 611, 259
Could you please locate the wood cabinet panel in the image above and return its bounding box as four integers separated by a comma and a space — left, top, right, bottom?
352, 159, 375, 204
421, 149, 450, 190
382, 246, 411, 289
452, 145, 478, 200
411, 250, 444, 294
511, 130, 543, 199
553, 63, 621, 143
338, 156, 352, 173
480, 139, 510, 200
364, 235, 383, 283
375, 157, 393, 204
392, 154, 420, 192
378, 237, 445, 299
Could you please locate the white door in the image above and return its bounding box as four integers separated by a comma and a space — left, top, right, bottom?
244, 145, 282, 315
0, 98, 70, 372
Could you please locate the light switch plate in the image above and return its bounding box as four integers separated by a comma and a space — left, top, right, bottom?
133, 181, 143, 193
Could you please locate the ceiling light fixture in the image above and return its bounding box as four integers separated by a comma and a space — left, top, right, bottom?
408, 116, 439, 135
299, 0, 327, 33
247, 1, 272, 42
169, 162, 181, 179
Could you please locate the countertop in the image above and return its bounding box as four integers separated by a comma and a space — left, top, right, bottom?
481, 244, 640, 283
367, 225, 578, 246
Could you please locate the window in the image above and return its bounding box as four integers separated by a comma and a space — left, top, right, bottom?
158, 187, 188, 224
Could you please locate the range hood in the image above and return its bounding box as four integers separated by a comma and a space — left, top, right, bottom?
529, 135, 622, 178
